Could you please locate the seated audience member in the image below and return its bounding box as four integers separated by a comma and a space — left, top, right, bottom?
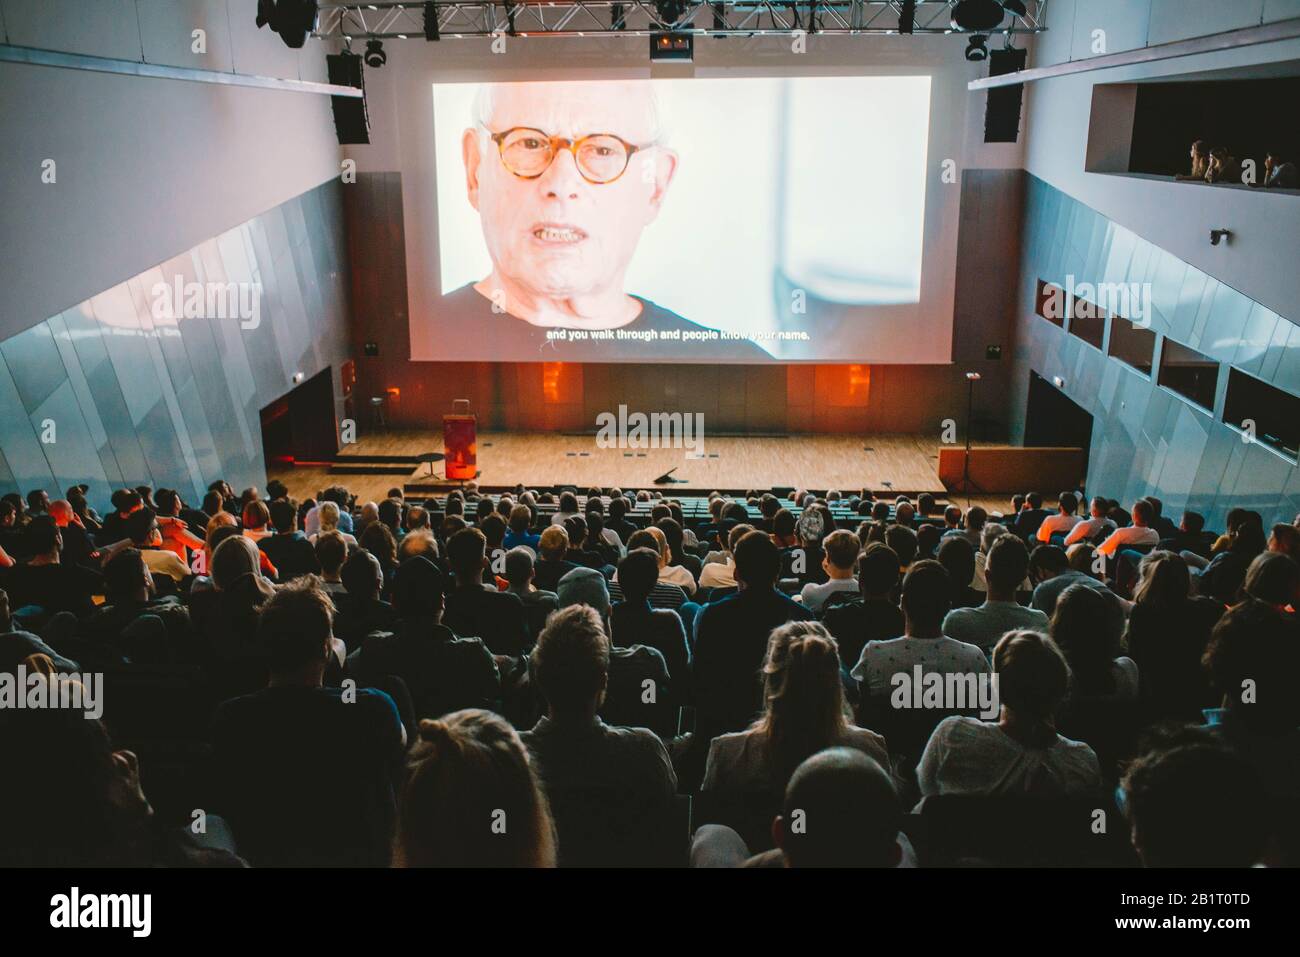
799, 530, 860, 613
610, 548, 690, 685
259, 499, 320, 583
550, 490, 581, 528
562, 514, 608, 572
703, 622, 886, 794
1012, 492, 1052, 542
313, 530, 348, 598
822, 544, 905, 670
210, 578, 406, 867
0, 587, 79, 674
785, 508, 828, 585
971, 521, 1010, 594
894, 500, 915, 528
770, 508, 798, 550
333, 548, 399, 652
347, 556, 500, 720
191, 535, 283, 694
85, 549, 193, 663
1242, 551, 1299, 612
1035, 492, 1081, 543
1201, 599, 1300, 798
504, 546, 559, 644
119, 508, 191, 585
1123, 551, 1222, 720
606, 495, 637, 546
914, 523, 941, 562
520, 605, 677, 820
310, 500, 357, 547
46, 499, 97, 568
359, 521, 399, 593
884, 523, 918, 571
1096, 498, 1160, 557
1159, 509, 1210, 557
1252, 148, 1298, 189
936, 535, 981, 610
1269, 523, 1300, 562
1174, 139, 1210, 181
1063, 496, 1117, 546
1196, 518, 1267, 604
1142, 497, 1178, 541
1121, 737, 1268, 868
942, 537, 1049, 652
0, 680, 244, 867
943, 505, 986, 550
533, 526, 579, 593
852, 560, 989, 698
693, 748, 904, 869
693, 532, 814, 742
916, 631, 1102, 798
1050, 584, 1138, 698
699, 522, 752, 590
442, 528, 529, 656
241, 500, 273, 543
97, 488, 143, 547
656, 517, 701, 582
1029, 544, 1127, 630
1205, 146, 1241, 184
397, 529, 438, 566
393, 710, 556, 867
609, 528, 692, 608
1, 515, 100, 619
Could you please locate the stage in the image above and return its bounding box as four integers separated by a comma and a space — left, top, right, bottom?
270, 431, 1010, 510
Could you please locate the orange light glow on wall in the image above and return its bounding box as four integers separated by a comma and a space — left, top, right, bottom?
542, 362, 565, 403
847, 364, 871, 402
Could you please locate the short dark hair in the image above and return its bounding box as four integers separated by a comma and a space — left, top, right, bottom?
103, 548, 147, 598
884, 524, 918, 566
1058, 491, 1078, 513
126, 507, 158, 545
340, 547, 381, 598
780, 748, 900, 868
26, 515, 60, 555
985, 535, 1030, 593
315, 530, 348, 575
391, 555, 445, 618
1132, 499, 1155, 525
617, 548, 661, 602
899, 560, 949, 630
858, 543, 900, 597
446, 527, 487, 579
269, 498, 297, 534
734, 530, 781, 589
772, 508, 796, 539
1026, 492, 1043, 509
259, 577, 334, 673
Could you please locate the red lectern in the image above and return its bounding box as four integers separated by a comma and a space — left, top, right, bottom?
443, 399, 477, 481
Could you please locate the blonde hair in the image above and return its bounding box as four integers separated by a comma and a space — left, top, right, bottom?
754, 621, 850, 790
395, 710, 556, 868
319, 500, 341, 533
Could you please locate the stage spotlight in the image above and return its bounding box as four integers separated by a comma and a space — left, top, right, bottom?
423, 1, 440, 40
951, 0, 1005, 32
611, 3, 626, 30
965, 33, 989, 61
899, 0, 916, 34
650, 31, 693, 60
654, 0, 687, 26
364, 39, 387, 67
254, 0, 319, 49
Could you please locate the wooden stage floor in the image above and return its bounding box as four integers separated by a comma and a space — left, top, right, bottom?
270, 431, 1005, 511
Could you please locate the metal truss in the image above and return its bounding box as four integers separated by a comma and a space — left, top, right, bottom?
314, 1, 1050, 40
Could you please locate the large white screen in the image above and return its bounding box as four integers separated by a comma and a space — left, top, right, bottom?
420, 75, 932, 362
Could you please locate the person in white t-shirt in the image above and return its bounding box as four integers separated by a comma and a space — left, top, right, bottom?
611, 524, 696, 595
852, 560, 990, 698
800, 529, 861, 613
943, 536, 1049, 652
1063, 496, 1117, 546
1096, 499, 1160, 557
1036, 491, 1083, 543
916, 630, 1102, 800
699, 522, 751, 590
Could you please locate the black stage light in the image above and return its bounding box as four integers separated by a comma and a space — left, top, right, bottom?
899, 0, 916, 34
965, 33, 989, 61
650, 31, 693, 60
255, 0, 319, 49
951, 0, 1005, 32
423, 1, 440, 40
364, 39, 387, 67
1002, 1, 1028, 17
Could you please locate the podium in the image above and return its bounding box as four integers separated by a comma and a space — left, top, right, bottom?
443, 400, 477, 482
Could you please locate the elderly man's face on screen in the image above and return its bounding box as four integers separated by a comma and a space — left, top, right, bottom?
462, 81, 677, 306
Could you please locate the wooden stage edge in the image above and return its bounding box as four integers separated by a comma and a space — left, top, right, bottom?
272, 431, 990, 503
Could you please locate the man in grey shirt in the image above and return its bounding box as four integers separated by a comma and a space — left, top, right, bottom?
1029, 545, 1128, 643
942, 536, 1048, 652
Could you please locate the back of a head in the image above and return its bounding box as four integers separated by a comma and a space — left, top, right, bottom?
1051, 583, 1120, 679
760, 622, 847, 785
936, 535, 976, 588
1270, 523, 1300, 561
1132, 498, 1154, 527
446, 527, 487, 580
126, 507, 157, 546
985, 535, 1030, 594
992, 630, 1070, 721
884, 523, 918, 566
617, 548, 661, 603
1244, 551, 1300, 606
26, 514, 60, 555
778, 747, 901, 868
315, 530, 348, 576
1122, 739, 1267, 868
242, 499, 270, 531
1203, 598, 1300, 731
480, 513, 507, 550
211, 534, 260, 591
269, 498, 297, 534
1026, 492, 1043, 510
538, 525, 568, 561
1058, 491, 1078, 514
899, 560, 950, 631
559, 491, 578, 514
508, 504, 532, 533
1028, 543, 1068, 581
772, 508, 796, 539
555, 567, 611, 619
533, 604, 610, 717
822, 529, 859, 572
378, 498, 402, 531
734, 530, 781, 590
392, 554, 445, 619
103, 548, 147, 600
396, 709, 555, 868
504, 546, 535, 588
726, 522, 754, 555
341, 547, 383, 600
858, 543, 900, 597
259, 576, 334, 675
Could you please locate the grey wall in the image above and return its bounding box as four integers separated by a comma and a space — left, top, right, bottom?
1009, 175, 1299, 529
0, 181, 351, 506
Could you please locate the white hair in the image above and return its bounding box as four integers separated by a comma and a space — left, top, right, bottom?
471, 81, 668, 145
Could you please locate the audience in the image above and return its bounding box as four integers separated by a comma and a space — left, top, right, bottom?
942, 536, 1048, 652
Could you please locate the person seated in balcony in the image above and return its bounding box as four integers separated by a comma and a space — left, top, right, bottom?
1252, 149, 1298, 190
1174, 139, 1209, 181
1204, 147, 1241, 185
